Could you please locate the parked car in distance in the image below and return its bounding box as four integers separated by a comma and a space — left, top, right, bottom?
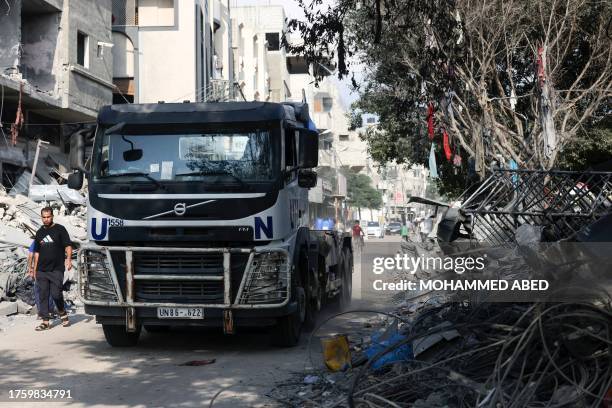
366, 221, 383, 238
386, 221, 402, 235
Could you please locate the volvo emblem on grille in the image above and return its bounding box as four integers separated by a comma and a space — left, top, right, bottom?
173, 202, 187, 216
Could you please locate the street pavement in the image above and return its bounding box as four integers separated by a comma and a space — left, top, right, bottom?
0, 236, 403, 408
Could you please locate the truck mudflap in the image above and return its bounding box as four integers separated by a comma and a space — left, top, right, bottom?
77, 244, 291, 334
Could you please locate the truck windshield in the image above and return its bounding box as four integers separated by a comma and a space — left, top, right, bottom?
93, 129, 277, 183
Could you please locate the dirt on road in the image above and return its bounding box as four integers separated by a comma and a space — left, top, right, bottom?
0, 236, 402, 408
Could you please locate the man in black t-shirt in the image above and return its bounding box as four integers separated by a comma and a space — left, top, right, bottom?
30, 207, 73, 330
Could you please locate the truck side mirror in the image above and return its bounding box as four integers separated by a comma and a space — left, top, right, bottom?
298, 129, 318, 168
69, 130, 86, 170
68, 171, 84, 190
298, 169, 317, 188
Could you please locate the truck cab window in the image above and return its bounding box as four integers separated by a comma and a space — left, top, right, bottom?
94, 128, 278, 183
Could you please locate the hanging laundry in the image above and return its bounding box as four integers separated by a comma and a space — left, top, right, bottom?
445, 91, 455, 118
455, 10, 464, 45
427, 103, 434, 140
443, 129, 452, 161
429, 143, 438, 178
453, 154, 462, 167
509, 159, 519, 186
10, 83, 24, 146
536, 46, 545, 87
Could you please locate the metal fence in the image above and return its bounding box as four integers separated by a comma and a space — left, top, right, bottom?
460, 169, 612, 245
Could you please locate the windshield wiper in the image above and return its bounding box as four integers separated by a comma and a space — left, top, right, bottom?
98, 172, 165, 190
175, 170, 249, 188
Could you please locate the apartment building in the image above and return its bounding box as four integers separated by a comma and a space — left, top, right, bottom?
111, 0, 233, 103
230, 5, 289, 102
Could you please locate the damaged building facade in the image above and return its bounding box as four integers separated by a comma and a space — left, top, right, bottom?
0, 0, 113, 191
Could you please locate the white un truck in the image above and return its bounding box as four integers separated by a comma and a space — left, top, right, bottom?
67, 101, 353, 347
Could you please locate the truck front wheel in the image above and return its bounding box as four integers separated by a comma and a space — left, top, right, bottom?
271, 286, 305, 347
102, 324, 142, 347
334, 248, 353, 310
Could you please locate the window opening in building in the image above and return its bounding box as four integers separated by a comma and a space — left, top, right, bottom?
265, 32, 280, 51
77, 31, 89, 68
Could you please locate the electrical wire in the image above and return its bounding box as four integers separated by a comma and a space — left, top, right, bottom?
331, 297, 612, 408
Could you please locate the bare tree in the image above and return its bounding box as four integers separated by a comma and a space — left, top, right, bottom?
444, 0, 612, 173
286, 0, 612, 176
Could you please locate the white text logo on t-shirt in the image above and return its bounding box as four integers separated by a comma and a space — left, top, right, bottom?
40, 235, 54, 244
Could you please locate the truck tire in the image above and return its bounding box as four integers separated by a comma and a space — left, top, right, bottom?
102, 324, 141, 347
334, 248, 353, 310
304, 264, 322, 331
271, 286, 305, 347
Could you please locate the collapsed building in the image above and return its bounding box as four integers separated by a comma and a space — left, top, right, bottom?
0, 0, 111, 316
0, 0, 112, 190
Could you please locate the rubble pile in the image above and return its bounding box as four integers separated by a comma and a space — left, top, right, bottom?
0, 185, 86, 317
270, 294, 612, 408
270, 228, 612, 407
349, 299, 611, 407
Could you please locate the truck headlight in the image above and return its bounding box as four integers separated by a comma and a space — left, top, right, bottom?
238, 252, 289, 304
80, 250, 118, 302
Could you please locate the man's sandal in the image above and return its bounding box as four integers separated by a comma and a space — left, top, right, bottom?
60, 313, 70, 327
35, 322, 51, 331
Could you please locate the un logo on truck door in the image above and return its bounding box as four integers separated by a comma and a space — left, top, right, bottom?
254, 216, 273, 239
91, 218, 108, 240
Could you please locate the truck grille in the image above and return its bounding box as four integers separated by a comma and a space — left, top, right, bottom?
136, 281, 224, 303
127, 251, 249, 304
134, 253, 223, 275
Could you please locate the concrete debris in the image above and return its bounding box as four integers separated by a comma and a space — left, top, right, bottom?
0, 184, 85, 318
412, 321, 460, 357
303, 375, 320, 385
0, 223, 32, 247
29, 184, 86, 205
15, 299, 33, 314
270, 236, 612, 407
0, 301, 18, 317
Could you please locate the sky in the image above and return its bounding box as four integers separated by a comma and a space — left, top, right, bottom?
231, 0, 360, 108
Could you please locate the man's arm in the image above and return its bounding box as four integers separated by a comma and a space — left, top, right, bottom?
65, 245, 73, 271
32, 252, 39, 279
27, 252, 34, 277
61, 227, 73, 271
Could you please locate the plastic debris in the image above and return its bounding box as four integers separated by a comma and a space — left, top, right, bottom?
321, 334, 351, 372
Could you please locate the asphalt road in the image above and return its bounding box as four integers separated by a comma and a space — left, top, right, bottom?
0, 235, 403, 408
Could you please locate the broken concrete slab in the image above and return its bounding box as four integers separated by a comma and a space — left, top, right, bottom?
0, 301, 18, 317
0, 223, 31, 247
29, 184, 86, 205
16, 299, 33, 314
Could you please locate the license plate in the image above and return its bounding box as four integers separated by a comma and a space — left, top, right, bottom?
157, 307, 204, 319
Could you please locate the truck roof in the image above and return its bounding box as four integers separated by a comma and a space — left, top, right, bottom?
98, 102, 308, 127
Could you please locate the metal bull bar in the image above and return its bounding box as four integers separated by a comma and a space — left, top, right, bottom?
77, 244, 291, 334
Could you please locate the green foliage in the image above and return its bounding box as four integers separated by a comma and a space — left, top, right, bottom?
557, 120, 612, 171
346, 172, 383, 210
347, 110, 363, 131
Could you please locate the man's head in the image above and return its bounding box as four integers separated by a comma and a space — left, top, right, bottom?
354, 220, 360, 225
41, 207, 54, 227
